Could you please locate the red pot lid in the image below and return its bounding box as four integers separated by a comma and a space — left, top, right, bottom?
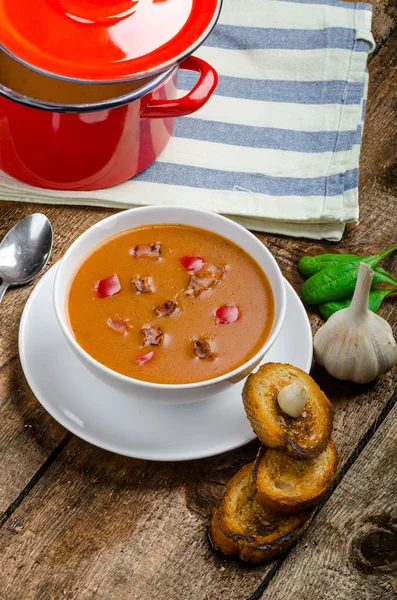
0, 0, 221, 82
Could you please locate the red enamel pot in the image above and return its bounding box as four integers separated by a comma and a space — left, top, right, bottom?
0, 55, 217, 191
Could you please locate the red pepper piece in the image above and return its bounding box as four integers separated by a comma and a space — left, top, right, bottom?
136, 351, 155, 366
215, 304, 240, 324
180, 256, 205, 272
96, 275, 121, 298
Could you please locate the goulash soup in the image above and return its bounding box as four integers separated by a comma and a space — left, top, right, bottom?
68, 224, 274, 384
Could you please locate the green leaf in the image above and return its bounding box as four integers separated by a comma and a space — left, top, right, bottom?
301, 244, 397, 304
319, 288, 397, 320
298, 254, 357, 278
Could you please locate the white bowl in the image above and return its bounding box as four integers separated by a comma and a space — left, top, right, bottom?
53, 206, 286, 404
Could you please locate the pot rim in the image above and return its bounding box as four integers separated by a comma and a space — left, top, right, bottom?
0, 61, 177, 114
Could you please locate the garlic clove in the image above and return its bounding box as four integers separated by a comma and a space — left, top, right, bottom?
277, 382, 308, 418
314, 262, 397, 383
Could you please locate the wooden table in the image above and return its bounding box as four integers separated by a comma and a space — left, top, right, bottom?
1, 2, 397, 598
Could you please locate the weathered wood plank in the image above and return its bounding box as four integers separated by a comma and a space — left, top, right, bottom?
0, 374, 396, 600
0, 359, 68, 514
0, 440, 264, 600
260, 403, 397, 600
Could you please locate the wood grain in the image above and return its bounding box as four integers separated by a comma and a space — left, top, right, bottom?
0, 359, 67, 514
370, 0, 397, 49
0, 440, 265, 600
0, 373, 396, 599
260, 404, 397, 600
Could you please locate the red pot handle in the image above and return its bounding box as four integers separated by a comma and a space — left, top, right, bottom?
141, 56, 218, 119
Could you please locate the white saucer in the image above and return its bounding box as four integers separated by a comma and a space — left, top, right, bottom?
19, 265, 313, 461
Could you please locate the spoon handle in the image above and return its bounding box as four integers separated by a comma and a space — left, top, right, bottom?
0, 281, 9, 303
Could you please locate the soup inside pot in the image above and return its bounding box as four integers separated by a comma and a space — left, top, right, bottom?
0, 50, 153, 105
68, 224, 275, 385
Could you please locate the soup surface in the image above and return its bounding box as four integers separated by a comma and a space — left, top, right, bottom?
68, 224, 274, 384
0, 50, 148, 104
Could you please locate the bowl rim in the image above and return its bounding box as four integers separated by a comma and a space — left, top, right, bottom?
53, 206, 287, 390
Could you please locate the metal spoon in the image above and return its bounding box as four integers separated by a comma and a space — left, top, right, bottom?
0, 214, 53, 303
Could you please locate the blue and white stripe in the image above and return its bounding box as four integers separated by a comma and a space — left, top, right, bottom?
132, 0, 374, 240
0, 0, 374, 241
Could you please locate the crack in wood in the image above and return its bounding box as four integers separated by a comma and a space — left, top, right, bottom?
0, 433, 73, 529
206, 479, 227, 487
246, 562, 280, 600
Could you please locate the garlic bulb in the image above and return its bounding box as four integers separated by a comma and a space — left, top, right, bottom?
314, 262, 397, 383
277, 382, 308, 417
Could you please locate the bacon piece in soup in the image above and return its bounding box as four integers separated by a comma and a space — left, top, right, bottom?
193, 337, 215, 359
185, 263, 225, 297
107, 315, 130, 333
141, 327, 164, 347
155, 301, 179, 317
131, 275, 155, 294
130, 242, 161, 258
95, 274, 121, 298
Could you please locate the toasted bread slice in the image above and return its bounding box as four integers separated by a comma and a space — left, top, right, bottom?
242, 363, 334, 459
253, 440, 338, 514
208, 464, 311, 563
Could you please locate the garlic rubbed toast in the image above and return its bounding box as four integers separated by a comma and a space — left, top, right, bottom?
242, 363, 334, 459
253, 441, 338, 514
209, 464, 311, 563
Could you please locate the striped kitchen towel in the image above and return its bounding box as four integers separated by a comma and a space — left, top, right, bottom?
0, 0, 375, 241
